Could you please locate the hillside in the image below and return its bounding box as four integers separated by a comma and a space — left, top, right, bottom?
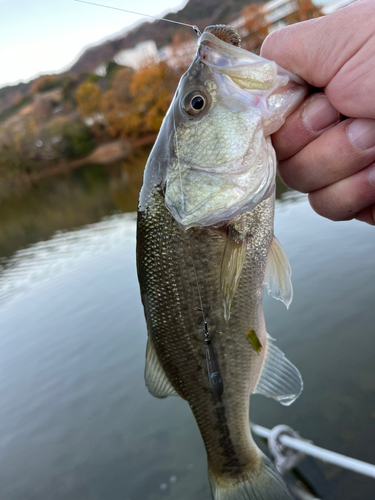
0, 82, 32, 117
68, 0, 261, 74
0, 0, 260, 118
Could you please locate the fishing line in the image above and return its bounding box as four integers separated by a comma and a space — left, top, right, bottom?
74, 0, 202, 36
187, 235, 205, 324
187, 235, 226, 399
187, 244, 224, 399
216, 330, 250, 351
228, 336, 248, 350
173, 116, 184, 209
187, 239, 248, 351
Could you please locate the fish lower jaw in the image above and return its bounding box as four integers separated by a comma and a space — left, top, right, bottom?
165, 143, 276, 229
188, 158, 251, 175
166, 182, 274, 230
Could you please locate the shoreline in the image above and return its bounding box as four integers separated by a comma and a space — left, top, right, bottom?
28, 134, 157, 183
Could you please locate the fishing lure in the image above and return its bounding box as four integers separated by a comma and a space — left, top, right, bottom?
203, 320, 224, 398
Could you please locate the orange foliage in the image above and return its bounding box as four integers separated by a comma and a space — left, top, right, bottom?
110, 67, 134, 103
101, 89, 128, 137
128, 61, 174, 134
168, 33, 197, 76
241, 0, 323, 54
286, 0, 323, 23
101, 68, 134, 137
242, 4, 269, 54
102, 62, 176, 138
75, 82, 102, 117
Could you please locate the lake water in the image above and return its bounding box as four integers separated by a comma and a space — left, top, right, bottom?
0, 154, 374, 500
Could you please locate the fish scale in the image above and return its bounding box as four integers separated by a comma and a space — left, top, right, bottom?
137, 185, 272, 477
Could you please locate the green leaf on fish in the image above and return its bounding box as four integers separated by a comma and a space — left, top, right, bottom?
245, 329, 262, 354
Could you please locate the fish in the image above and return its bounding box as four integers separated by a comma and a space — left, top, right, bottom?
137, 25, 308, 500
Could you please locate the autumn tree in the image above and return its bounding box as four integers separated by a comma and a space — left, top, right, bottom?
127, 61, 176, 136
75, 81, 102, 117
0, 116, 40, 180
101, 67, 134, 138
241, 0, 323, 54
242, 4, 269, 54
168, 33, 197, 77
286, 0, 323, 23
102, 62, 176, 138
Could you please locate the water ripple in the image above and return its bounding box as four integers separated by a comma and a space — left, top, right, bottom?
0, 212, 137, 307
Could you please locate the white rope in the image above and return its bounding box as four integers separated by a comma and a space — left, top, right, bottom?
252, 424, 375, 479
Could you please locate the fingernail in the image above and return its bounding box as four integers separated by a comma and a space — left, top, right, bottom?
302, 95, 340, 132
348, 119, 375, 150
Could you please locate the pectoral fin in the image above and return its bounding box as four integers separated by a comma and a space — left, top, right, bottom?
220, 229, 247, 321
264, 236, 293, 309
145, 339, 178, 398
254, 335, 303, 406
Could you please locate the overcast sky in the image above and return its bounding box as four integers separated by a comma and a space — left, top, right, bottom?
0, 0, 187, 88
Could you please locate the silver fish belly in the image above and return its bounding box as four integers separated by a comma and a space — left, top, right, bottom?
137, 25, 307, 500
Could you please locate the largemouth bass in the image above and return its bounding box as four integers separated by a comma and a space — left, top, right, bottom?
137, 25, 307, 500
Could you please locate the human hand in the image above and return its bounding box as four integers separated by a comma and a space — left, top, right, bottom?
261, 0, 375, 225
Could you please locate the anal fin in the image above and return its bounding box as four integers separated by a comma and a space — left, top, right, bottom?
145, 339, 178, 398
254, 335, 303, 406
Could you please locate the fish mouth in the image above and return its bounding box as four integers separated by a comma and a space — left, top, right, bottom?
198, 31, 305, 86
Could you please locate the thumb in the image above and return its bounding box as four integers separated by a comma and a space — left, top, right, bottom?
260, 0, 375, 117
260, 1, 372, 86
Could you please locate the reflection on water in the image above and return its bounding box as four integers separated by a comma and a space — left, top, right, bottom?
0, 214, 137, 308
0, 147, 150, 260
0, 159, 375, 500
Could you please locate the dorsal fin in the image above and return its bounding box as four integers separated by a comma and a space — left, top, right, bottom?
203, 25, 241, 47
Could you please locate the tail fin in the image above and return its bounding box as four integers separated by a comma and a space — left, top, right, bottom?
209, 454, 293, 500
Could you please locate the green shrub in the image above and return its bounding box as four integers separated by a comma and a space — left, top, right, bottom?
59, 121, 95, 159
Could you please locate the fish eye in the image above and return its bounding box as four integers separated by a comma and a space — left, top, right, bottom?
184, 91, 207, 116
